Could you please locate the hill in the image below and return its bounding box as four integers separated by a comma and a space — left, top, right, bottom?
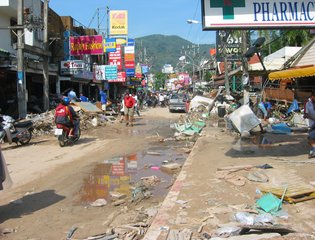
135, 34, 215, 73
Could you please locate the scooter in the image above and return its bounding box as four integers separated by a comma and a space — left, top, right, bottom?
54, 123, 81, 147
0, 115, 33, 145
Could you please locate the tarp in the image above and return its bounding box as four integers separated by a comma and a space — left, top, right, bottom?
268, 66, 315, 80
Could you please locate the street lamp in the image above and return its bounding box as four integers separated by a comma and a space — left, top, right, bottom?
187, 19, 200, 24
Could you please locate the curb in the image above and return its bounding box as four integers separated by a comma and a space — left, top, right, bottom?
143, 127, 208, 240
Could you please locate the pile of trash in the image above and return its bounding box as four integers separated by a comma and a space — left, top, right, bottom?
25, 102, 119, 137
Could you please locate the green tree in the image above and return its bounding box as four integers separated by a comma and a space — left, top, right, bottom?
153, 72, 167, 90
281, 30, 312, 46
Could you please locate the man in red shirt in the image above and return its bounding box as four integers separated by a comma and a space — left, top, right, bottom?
123, 90, 135, 126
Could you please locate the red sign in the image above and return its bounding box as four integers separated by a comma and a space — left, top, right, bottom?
108, 71, 126, 83
108, 45, 122, 70
70, 35, 103, 56
125, 61, 135, 68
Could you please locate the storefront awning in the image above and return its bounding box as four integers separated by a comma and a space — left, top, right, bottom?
268, 66, 315, 81
0, 48, 10, 57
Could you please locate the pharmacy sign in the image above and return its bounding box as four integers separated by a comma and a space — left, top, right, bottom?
202, 0, 315, 30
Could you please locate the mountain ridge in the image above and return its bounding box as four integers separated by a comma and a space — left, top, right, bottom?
134, 34, 215, 73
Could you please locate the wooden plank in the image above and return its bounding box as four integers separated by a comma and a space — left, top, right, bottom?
72, 101, 102, 113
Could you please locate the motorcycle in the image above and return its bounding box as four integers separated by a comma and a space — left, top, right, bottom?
54, 123, 81, 147
0, 115, 33, 145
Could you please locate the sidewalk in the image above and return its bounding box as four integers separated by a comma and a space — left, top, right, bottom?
144, 125, 315, 239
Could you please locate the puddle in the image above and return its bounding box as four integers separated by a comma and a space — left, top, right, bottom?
77, 141, 188, 205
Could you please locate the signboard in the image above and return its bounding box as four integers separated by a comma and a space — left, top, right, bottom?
202, 0, 315, 30
70, 35, 103, 56
94, 65, 106, 81
105, 65, 118, 80
110, 10, 128, 35
126, 68, 135, 77
104, 38, 117, 53
60, 60, 84, 76
108, 45, 122, 70
216, 31, 244, 61
108, 71, 126, 83
116, 38, 135, 46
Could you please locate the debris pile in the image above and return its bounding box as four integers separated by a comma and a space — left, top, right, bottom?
25, 102, 120, 137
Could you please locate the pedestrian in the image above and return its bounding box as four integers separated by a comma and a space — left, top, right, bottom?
132, 92, 140, 117
67, 88, 77, 101
123, 90, 135, 126
304, 94, 315, 158
0, 143, 13, 190
79, 92, 89, 102
137, 91, 144, 110
99, 88, 107, 113
258, 101, 272, 120
119, 96, 125, 123
304, 95, 315, 127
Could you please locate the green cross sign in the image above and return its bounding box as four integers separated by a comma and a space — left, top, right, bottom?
210, 0, 245, 20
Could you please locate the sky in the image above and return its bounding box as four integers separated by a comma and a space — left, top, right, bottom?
49, 0, 216, 45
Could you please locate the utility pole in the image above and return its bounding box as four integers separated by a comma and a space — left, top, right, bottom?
219, 30, 230, 96
17, 0, 27, 118
242, 30, 249, 105
42, 0, 49, 111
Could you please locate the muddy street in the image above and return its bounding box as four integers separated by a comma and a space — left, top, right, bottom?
0, 108, 189, 239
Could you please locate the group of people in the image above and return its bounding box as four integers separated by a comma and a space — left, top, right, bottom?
257, 97, 315, 159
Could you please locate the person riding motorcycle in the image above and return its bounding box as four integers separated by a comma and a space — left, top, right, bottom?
55, 97, 80, 137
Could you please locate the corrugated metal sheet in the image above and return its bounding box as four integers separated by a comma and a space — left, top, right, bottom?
294, 42, 315, 67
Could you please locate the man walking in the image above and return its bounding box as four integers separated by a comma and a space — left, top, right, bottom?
99, 88, 107, 113
123, 90, 135, 126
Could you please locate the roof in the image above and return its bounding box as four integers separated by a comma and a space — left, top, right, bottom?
249, 47, 301, 71
268, 65, 315, 80
0, 48, 10, 57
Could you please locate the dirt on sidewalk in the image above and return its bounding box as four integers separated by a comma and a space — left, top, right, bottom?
145, 123, 315, 240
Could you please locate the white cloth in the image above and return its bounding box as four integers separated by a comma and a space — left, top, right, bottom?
120, 99, 125, 112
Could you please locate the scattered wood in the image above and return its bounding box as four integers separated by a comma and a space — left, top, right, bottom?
110, 192, 127, 200
217, 165, 254, 172
167, 228, 192, 240
147, 151, 161, 156
160, 163, 182, 173
112, 199, 126, 206
239, 224, 295, 235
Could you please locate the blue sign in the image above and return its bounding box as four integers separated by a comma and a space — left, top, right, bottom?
104, 38, 117, 53
126, 68, 135, 77
105, 65, 118, 80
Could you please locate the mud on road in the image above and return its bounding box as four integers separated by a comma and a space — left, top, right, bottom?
0, 108, 188, 239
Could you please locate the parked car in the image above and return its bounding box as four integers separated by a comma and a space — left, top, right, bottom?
169, 93, 187, 113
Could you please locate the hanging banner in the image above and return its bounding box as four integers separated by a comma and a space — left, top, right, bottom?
135, 64, 142, 78
110, 10, 128, 35
202, 0, 315, 30
70, 35, 103, 56
104, 38, 117, 53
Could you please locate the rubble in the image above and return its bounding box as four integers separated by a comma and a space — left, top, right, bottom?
25, 103, 120, 137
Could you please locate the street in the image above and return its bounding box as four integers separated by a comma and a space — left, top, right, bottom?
0, 107, 187, 239
1, 107, 315, 240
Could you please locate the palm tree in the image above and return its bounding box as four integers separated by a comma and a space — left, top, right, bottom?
281, 30, 312, 46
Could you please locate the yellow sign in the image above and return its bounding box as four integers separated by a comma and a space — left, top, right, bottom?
110, 10, 128, 35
